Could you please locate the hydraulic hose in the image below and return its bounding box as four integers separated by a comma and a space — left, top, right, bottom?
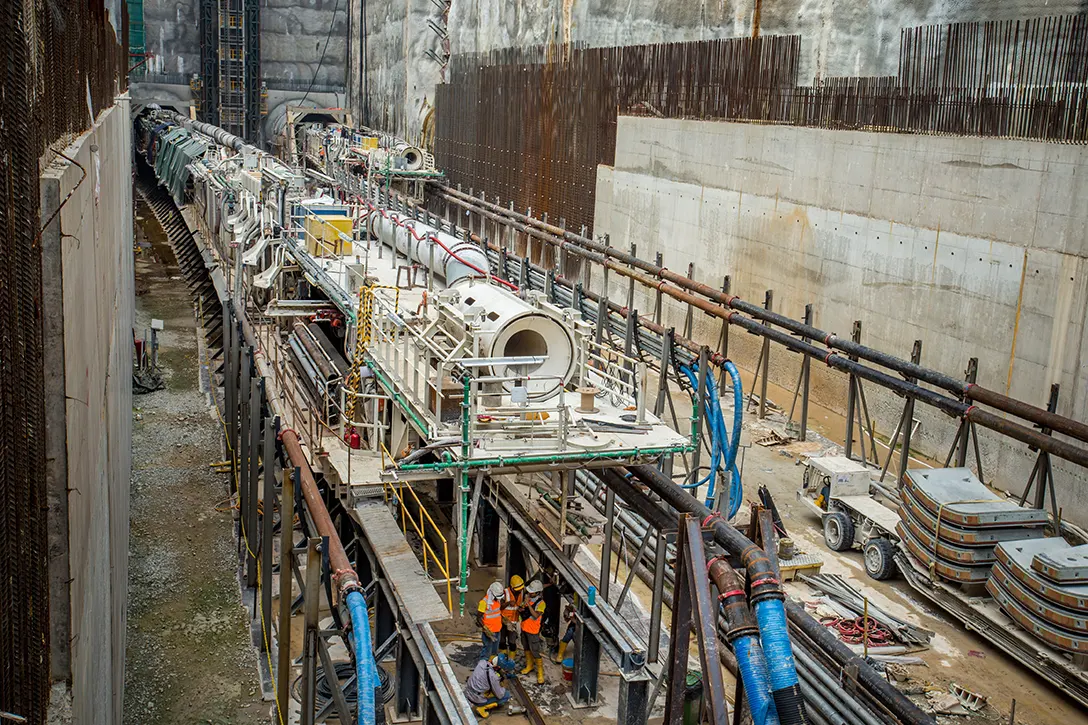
710, 557, 780, 725
625, 463, 934, 725
722, 361, 743, 474
680, 364, 743, 517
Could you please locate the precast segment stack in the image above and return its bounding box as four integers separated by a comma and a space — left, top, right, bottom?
896, 468, 1048, 583
989, 539, 1088, 655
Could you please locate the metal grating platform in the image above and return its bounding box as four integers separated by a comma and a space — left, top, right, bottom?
354, 501, 450, 624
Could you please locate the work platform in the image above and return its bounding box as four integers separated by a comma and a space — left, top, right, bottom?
354, 501, 450, 624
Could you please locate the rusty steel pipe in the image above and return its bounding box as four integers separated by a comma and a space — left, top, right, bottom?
441, 185, 1088, 446
281, 429, 360, 595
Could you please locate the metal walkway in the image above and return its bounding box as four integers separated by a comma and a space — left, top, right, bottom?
354, 501, 450, 624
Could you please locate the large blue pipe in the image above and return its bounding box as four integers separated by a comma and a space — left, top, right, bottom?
346, 591, 376, 725
753, 598, 805, 723
709, 556, 780, 725
733, 635, 781, 725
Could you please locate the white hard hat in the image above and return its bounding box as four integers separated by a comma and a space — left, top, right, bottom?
488, 581, 504, 598
526, 580, 543, 595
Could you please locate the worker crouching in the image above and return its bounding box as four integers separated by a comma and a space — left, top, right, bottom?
519, 580, 547, 683
464, 654, 515, 719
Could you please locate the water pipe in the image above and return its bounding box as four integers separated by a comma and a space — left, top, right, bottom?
709, 557, 780, 725
346, 590, 377, 725
282, 430, 376, 723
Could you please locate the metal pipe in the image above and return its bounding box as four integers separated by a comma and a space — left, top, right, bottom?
586, 472, 873, 725
440, 185, 1088, 445
792, 646, 882, 725
281, 429, 360, 594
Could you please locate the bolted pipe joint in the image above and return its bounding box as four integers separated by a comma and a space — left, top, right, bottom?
709, 556, 759, 640
742, 545, 785, 604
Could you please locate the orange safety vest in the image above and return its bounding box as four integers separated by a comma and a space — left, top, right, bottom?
481, 598, 502, 633
502, 587, 523, 622
520, 595, 544, 635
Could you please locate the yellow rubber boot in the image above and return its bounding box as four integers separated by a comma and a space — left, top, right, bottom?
521, 652, 535, 675
554, 641, 567, 663
536, 658, 545, 684
475, 703, 498, 718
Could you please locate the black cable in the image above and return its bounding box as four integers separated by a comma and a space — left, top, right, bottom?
301, 0, 343, 108
292, 662, 393, 706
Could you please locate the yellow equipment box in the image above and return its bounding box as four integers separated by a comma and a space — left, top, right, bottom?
304, 214, 353, 256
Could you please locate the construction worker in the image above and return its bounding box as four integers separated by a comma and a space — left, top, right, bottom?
464, 654, 514, 719
476, 581, 504, 660
554, 605, 577, 663
519, 579, 547, 683
500, 574, 525, 658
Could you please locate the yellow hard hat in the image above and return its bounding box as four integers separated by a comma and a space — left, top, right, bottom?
510, 575, 524, 590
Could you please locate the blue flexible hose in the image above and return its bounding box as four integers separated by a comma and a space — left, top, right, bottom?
733, 635, 781, 725
346, 590, 376, 725
679, 364, 744, 518
754, 599, 805, 723
722, 361, 744, 472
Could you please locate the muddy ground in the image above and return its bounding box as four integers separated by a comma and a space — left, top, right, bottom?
123, 198, 268, 725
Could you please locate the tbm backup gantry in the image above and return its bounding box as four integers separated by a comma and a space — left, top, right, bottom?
136, 105, 1088, 725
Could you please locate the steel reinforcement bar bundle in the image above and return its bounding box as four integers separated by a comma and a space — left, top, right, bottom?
435, 185, 1088, 471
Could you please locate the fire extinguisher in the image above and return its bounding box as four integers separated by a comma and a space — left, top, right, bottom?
345, 427, 362, 449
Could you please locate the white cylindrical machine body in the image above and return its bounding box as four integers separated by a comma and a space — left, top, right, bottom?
393, 142, 425, 171
370, 211, 490, 286
449, 281, 576, 399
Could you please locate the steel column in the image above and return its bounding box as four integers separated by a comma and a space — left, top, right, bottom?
246, 376, 261, 586
276, 468, 297, 722
300, 537, 322, 725
898, 340, 922, 487
260, 414, 277, 651
599, 487, 615, 603
571, 601, 601, 707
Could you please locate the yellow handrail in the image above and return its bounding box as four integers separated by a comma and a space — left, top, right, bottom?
382, 477, 453, 613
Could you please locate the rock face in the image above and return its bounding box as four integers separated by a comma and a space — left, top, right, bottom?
140, 0, 347, 87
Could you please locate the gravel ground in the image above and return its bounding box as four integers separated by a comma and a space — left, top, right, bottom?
124, 201, 268, 725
